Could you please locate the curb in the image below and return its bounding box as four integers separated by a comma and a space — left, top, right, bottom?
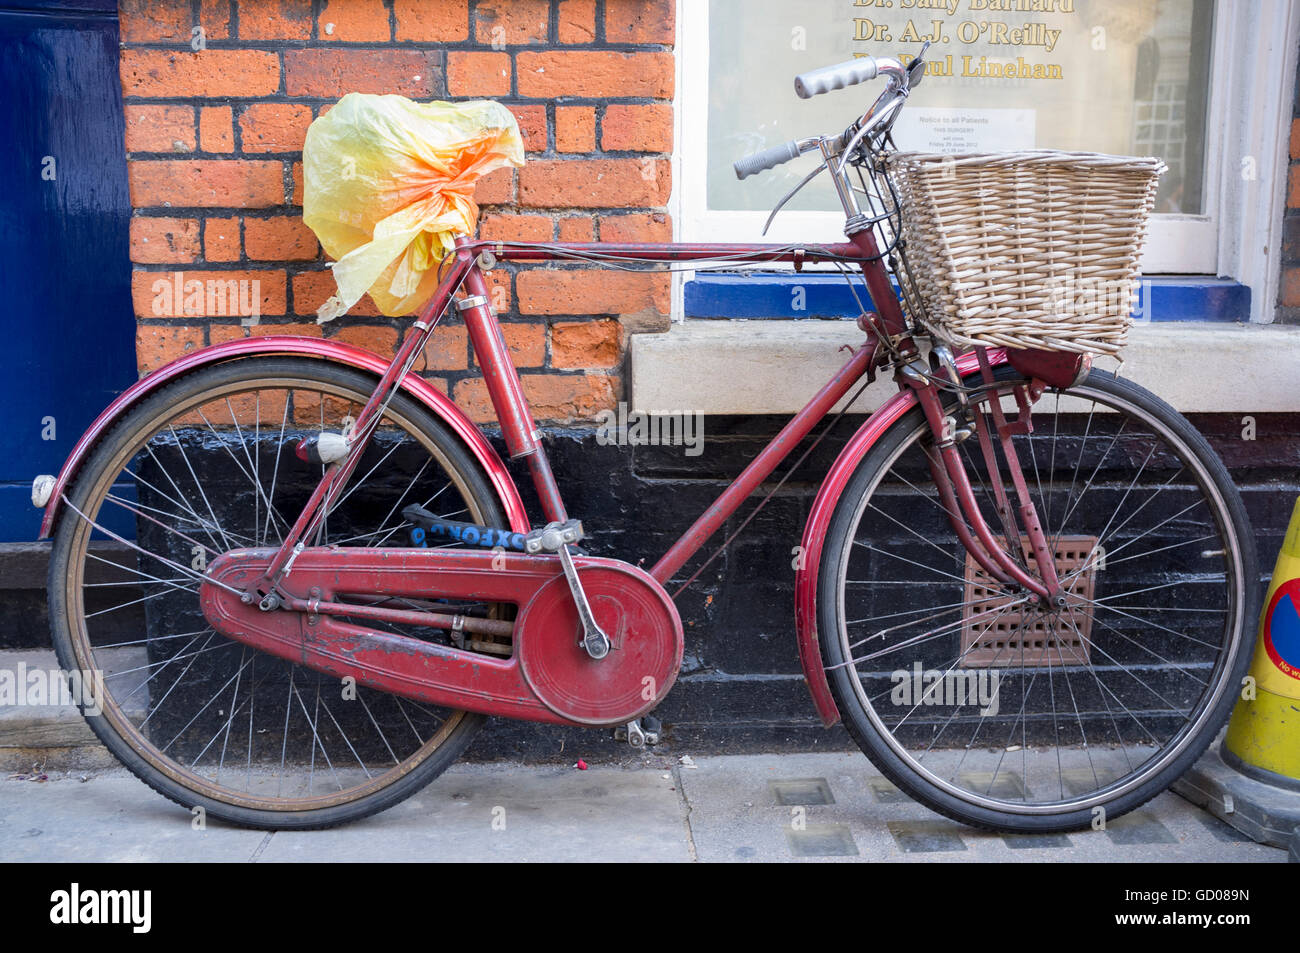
1173, 743, 1300, 850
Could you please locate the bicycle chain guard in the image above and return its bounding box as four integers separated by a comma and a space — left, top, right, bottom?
199, 547, 683, 727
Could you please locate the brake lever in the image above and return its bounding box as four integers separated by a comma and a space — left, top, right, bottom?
761, 161, 828, 236
836, 94, 906, 174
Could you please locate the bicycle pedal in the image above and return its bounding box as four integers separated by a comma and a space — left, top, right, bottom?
523, 519, 584, 554
614, 717, 661, 748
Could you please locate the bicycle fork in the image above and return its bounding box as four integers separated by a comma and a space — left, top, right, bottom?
900, 347, 1067, 608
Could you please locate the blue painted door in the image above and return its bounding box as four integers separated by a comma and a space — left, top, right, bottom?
0, 1, 137, 541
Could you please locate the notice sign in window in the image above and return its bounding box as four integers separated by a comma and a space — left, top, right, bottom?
705, 0, 1210, 215
896, 107, 1036, 152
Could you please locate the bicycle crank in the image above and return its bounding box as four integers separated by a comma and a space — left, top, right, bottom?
403, 509, 611, 660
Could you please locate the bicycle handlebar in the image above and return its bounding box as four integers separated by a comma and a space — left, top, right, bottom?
794, 56, 879, 99
732, 51, 914, 181
733, 139, 806, 180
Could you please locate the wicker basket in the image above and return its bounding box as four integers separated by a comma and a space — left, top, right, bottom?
882, 150, 1165, 356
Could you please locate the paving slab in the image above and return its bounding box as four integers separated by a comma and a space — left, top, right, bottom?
0, 761, 691, 863
0, 770, 268, 862
675, 752, 1290, 863
258, 762, 689, 863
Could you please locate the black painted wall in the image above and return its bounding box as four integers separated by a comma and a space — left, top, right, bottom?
464, 409, 1300, 760
9, 410, 1298, 761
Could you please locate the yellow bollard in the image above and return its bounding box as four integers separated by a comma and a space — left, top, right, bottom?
1173, 496, 1300, 848
1223, 496, 1300, 784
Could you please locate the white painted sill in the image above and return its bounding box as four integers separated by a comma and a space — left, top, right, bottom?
629, 321, 1300, 416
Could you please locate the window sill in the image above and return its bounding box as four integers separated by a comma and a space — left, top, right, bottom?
683, 274, 1251, 323
629, 320, 1300, 415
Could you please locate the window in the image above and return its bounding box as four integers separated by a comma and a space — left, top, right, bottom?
678, 0, 1296, 294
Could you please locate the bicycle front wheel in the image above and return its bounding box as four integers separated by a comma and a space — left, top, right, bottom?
818, 366, 1258, 832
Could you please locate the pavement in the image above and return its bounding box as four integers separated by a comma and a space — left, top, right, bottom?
2, 751, 1290, 863
2, 648, 1291, 863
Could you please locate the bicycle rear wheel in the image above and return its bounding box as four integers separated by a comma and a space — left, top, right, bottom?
818, 366, 1258, 832
48, 357, 509, 829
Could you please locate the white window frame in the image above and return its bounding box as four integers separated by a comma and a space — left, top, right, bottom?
674, 0, 1299, 323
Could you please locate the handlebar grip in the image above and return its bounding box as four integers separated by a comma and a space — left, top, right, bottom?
733, 140, 803, 180
794, 56, 879, 99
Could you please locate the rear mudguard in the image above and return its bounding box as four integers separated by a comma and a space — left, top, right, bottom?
794, 347, 1014, 726
37, 335, 530, 539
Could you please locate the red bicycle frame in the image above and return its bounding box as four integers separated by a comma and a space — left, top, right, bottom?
40, 221, 1080, 728
248, 226, 1070, 612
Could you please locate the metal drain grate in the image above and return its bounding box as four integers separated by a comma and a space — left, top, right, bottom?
961, 536, 1098, 668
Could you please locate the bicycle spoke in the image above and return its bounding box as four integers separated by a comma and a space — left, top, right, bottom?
1078, 596, 1223, 650
196, 406, 292, 539
54, 368, 493, 822
139, 445, 230, 553
263, 395, 291, 546
166, 425, 234, 552
357, 691, 400, 765
852, 540, 975, 587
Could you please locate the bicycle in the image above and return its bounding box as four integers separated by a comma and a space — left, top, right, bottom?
38, 46, 1258, 833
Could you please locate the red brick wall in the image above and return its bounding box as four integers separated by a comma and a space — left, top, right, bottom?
120, 0, 675, 422
1280, 57, 1300, 324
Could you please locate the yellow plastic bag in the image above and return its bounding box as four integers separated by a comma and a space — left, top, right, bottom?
303, 93, 524, 321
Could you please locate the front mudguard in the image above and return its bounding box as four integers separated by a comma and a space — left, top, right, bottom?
37, 335, 530, 539
794, 347, 1026, 726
